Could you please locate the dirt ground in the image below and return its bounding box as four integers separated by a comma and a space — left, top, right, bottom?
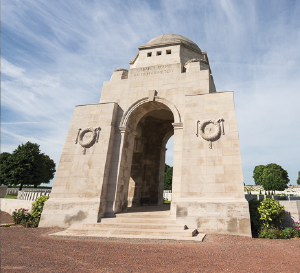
1, 211, 300, 272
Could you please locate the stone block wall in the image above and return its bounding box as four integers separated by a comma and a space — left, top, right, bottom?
39, 102, 118, 228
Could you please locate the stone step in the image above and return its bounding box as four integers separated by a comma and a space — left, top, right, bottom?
115, 213, 171, 218
83, 222, 184, 230
62, 227, 196, 237
100, 217, 177, 224
49, 205, 206, 242
50, 230, 206, 242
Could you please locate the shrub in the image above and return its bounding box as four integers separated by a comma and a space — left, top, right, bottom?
12, 208, 31, 224
280, 222, 300, 239
259, 226, 282, 239
12, 195, 49, 228
258, 198, 285, 228
282, 227, 293, 239
248, 199, 263, 237
20, 218, 39, 228
259, 223, 300, 239
290, 222, 300, 237
31, 195, 49, 220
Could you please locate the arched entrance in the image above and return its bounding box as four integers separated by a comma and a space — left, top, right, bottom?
127, 105, 174, 207
109, 98, 182, 215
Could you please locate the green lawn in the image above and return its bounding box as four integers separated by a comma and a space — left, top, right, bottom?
164, 200, 171, 204
4, 195, 17, 199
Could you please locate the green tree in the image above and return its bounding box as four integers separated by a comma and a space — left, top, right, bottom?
36, 154, 56, 188
164, 164, 173, 190
1, 142, 56, 190
0, 152, 12, 186
297, 171, 300, 186
253, 164, 289, 192
261, 163, 289, 192
253, 165, 265, 185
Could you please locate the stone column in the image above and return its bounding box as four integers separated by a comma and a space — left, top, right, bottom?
170, 122, 183, 215
105, 126, 136, 216
158, 147, 167, 205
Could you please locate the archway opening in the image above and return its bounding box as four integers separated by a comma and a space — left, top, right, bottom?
127, 104, 174, 208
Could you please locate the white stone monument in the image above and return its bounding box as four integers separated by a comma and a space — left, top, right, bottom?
40, 34, 251, 236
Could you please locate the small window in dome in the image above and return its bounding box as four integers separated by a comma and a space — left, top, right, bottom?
166, 50, 171, 55
156, 51, 162, 56
147, 52, 152, 57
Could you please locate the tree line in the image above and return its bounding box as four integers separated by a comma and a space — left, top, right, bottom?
164, 162, 300, 192
1, 142, 56, 190
164, 164, 173, 190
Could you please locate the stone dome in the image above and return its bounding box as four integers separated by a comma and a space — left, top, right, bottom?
139, 34, 201, 53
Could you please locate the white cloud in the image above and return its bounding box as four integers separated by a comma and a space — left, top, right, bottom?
1, 0, 300, 186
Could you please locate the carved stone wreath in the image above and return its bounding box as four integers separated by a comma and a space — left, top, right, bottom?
75, 127, 100, 154
196, 119, 224, 148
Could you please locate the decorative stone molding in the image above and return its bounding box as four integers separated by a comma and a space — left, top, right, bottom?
172, 122, 183, 130
113, 68, 129, 72
129, 52, 139, 65
75, 127, 101, 154
196, 119, 224, 148
117, 126, 137, 138
184, 58, 208, 67
148, 90, 157, 101
120, 96, 181, 128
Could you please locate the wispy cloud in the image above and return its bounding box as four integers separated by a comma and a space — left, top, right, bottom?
1, 0, 300, 185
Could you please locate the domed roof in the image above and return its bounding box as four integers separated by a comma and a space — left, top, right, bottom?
139, 34, 201, 53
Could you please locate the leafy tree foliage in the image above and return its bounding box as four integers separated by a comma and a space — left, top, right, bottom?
253, 163, 289, 191
0, 142, 56, 190
297, 171, 300, 186
253, 165, 265, 185
164, 164, 173, 190
0, 152, 12, 186
35, 154, 56, 188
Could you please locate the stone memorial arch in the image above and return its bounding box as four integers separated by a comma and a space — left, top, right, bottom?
40, 34, 251, 236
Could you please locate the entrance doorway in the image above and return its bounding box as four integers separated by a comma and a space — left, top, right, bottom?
127, 105, 174, 208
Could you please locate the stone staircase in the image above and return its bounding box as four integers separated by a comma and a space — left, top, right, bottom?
51, 205, 205, 241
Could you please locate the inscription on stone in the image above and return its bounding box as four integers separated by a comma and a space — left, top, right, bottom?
133, 65, 173, 76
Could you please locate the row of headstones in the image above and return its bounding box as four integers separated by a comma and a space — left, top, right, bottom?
17, 190, 51, 201
163, 190, 172, 201
6, 188, 52, 195
5, 188, 19, 195
245, 194, 300, 201
163, 192, 300, 202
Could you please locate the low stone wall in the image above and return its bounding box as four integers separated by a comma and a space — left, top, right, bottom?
279, 201, 300, 227
0, 199, 34, 215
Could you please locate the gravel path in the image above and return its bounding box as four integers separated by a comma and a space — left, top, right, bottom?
1, 211, 300, 272
0, 210, 14, 225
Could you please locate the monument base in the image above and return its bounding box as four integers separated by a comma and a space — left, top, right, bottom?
39, 198, 105, 228
175, 199, 252, 237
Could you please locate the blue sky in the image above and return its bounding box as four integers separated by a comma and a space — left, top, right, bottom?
1, 0, 300, 186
